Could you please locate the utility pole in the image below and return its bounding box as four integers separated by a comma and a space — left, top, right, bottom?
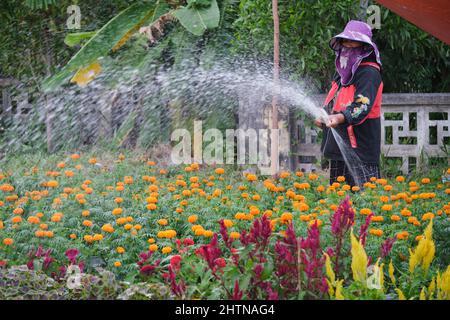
271, 0, 280, 177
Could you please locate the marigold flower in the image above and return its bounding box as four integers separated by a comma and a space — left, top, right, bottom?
369, 229, 383, 236
70, 233, 77, 239
188, 215, 198, 223
93, 234, 103, 241
3, 238, 13, 246
390, 215, 401, 222
230, 231, 240, 239
112, 207, 123, 215
161, 246, 172, 254
114, 261, 122, 267
116, 247, 125, 254
101, 223, 114, 233
422, 212, 435, 221
149, 244, 158, 251
396, 231, 409, 240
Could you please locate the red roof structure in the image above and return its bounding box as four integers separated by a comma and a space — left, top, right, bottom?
376, 0, 450, 45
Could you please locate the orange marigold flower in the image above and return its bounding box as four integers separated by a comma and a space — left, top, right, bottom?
101, 223, 114, 233
421, 178, 430, 184
391, 215, 401, 222
3, 238, 13, 246
158, 219, 168, 226
395, 176, 405, 182
93, 234, 103, 241
116, 247, 125, 254
83, 220, 93, 227
360, 208, 372, 215
230, 232, 240, 239
149, 244, 158, 251
396, 231, 409, 240
161, 246, 172, 254
188, 215, 198, 223
369, 229, 383, 236
421, 212, 434, 221
203, 230, 214, 237
112, 207, 123, 215
401, 208, 412, 217
114, 261, 122, 267
47, 180, 59, 188
215, 168, 225, 175
11, 216, 22, 224
70, 233, 77, 239
381, 204, 392, 211
13, 207, 24, 215
371, 215, 384, 222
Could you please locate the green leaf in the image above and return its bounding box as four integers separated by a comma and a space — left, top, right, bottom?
42, 1, 169, 92
64, 32, 98, 47
173, 0, 220, 36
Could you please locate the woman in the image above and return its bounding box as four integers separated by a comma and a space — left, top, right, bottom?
316, 20, 383, 187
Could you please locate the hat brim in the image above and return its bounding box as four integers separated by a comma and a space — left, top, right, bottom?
329, 31, 375, 51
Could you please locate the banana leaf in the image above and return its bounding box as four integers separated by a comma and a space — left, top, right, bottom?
64, 31, 97, 47
173, 0, 220, 36
42, 1, 170, 92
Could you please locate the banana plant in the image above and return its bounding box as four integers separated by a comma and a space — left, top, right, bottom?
42, 0, 221, 92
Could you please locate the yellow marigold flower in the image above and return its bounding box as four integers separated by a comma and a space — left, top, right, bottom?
350, 230, 368, 283
84, 235, 94, 243
161, 246, 172, 254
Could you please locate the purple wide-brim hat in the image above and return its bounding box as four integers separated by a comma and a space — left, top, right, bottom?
329, 20, 381, 66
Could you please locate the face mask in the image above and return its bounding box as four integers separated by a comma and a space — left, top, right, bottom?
335, 45, 373, 85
